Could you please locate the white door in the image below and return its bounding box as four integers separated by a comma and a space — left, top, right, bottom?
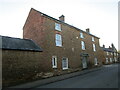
82, 57, 87, 69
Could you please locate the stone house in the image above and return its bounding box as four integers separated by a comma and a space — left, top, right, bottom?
118, 52, 120, 62
101, 44, 118, 64
23, 8, 102, 72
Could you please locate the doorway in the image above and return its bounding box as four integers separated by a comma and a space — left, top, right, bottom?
82, 56, 88, 69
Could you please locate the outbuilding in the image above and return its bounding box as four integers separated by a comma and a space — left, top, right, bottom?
1, 35, 43, 87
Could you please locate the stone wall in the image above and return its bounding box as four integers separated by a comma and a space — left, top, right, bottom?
2, 50, 44, 87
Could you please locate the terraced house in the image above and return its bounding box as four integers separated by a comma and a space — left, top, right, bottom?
101, 44, 118, 64
23, 8, 102, 72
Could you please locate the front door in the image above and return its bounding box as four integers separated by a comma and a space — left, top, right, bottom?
82, 57, 87, 69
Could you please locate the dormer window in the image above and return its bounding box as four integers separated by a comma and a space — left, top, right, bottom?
80, 32, 84, 38
55, 23, 61, 31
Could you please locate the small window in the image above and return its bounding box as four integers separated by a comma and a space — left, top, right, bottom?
114, 53, 116, 56
52, 56, 57, 68
111, 52, 113, 55
72, 48, 74, 52
55, 34, 62, 47
93, 44, 96, 51
106, 58, 108, 64
92, 37, 94, 41
80, 32, 84, 38
110, 58, 112, 63
62, 57, 68, 70
55, 23, 61, 31
81, 41, 85, 50
107, 52, 109, 55
94, 58, 98, 65
114, 57, 117, 62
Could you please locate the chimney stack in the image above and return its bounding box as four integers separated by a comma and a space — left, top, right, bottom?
111, 43, 114, 48
59, 15, 65, 22
103, 44, 105, 48
86, 28, 90, 33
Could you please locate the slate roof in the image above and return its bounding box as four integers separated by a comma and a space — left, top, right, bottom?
101, 47, 114, 52
25, 8, 100, 39
0, 35, 43, 52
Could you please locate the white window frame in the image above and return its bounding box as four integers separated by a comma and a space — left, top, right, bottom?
107, 52, 109, 55
111, 52, 113, 55
55, 23, 61, 31
55, 34, 62, 47
62, 57, 68, 70
93, 44, 96, 52
80, 32, 84, 38
94, 58, 98, 65
114, 57, 117, 62
92, 37, 95, 42
81, 41, 85, 50
106, 58, 108, 64
110, 58, 112, 63
52, 56, 57, 68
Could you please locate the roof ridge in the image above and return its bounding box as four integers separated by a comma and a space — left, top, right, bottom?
0, 35, 33, 41
1, 35, 43, 52
31, 8, 100, 39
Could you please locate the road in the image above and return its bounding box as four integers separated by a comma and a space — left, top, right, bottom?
35, 64, 119, 88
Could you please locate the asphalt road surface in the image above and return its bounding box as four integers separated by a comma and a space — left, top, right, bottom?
35, 64, 119, 88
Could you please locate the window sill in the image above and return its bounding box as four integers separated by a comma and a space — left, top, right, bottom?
62, 68, 68, 70
55, 29, 61, 32
80, 37, 85, 39
53, 67, 57, 68
56, 46, 63, 47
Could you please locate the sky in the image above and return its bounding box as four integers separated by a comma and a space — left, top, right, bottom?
0, 0, 119, 50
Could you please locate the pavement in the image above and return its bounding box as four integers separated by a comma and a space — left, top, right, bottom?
8, 66, 104, 89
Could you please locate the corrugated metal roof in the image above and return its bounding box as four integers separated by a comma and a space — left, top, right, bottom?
0, 35, 43, 52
